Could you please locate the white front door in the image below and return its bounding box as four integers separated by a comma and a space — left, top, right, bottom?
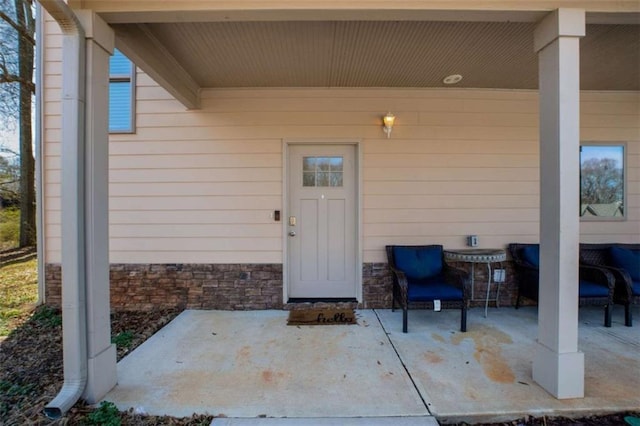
287, 144, 357, 299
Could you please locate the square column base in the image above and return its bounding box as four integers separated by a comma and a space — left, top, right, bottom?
532, 341, 584, 399
83, 343, 117, 403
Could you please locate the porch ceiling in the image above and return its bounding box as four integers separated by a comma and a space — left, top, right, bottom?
110, 18, 639, 108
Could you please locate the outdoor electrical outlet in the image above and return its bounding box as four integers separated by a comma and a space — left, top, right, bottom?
493, 269, 506, 283
467, 235, 478, 247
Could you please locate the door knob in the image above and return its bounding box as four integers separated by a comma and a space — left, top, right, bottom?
289, 231, 296, 237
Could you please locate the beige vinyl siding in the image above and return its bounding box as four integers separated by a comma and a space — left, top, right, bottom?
580, 91, 640, 242
42, 34, 639, 265
106, 76, 283, 264
42, 15, 62, 266
363, 95, 538, 262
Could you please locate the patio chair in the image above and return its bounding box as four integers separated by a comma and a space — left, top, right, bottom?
508, 243, 615, 327
580, 243, 640, 327
386, 245, 469, 333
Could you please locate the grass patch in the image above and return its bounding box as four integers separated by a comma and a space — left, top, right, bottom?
0, 258, 38, 336
0, 208, 20, 250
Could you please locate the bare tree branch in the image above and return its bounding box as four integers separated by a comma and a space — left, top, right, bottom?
0, 0, 37, 246
0, 71, 35, 93
0, 146, 19, 156
0, 10, 35, 46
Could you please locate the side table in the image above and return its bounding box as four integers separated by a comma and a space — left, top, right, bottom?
444, 248, 507, 317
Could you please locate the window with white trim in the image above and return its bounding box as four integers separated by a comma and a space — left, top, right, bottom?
580, 143, 625, 220
109, 49, 135, 133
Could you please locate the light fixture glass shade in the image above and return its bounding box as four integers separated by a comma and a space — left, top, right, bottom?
383, 112, 395, 138
383, 113, 395, 128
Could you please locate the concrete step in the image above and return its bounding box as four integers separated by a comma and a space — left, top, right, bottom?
212, 417, 439, 426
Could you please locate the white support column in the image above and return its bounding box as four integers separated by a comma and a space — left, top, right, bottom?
533, 8, 585, 399
76, 11, 117, 403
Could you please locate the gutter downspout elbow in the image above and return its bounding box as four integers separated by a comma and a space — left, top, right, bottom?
39, 0, 87, 419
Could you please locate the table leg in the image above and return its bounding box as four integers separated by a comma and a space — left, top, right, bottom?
484, 263, 492, 317
495, 262, 502, 309
470, 262, 475, 301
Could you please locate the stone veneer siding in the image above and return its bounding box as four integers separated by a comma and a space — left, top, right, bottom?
45, 263, 284, 311
45, 262, 519, 310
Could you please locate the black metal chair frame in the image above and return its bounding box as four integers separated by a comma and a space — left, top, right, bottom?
508, 243, 615, 327
580, 243, 639, 327
386, 245, 470, 333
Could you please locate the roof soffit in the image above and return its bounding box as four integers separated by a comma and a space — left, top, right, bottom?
112, 20, 639, 91
68, 3, 637, 105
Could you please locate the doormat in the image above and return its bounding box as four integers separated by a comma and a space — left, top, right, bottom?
287, 308, 356, 326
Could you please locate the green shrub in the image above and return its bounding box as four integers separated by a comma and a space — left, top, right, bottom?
0, 380, 37, 417
31, 305, 62, 328
86, 401, 121, 426
111, 331, 134, 348
0, 380, 36, 397
0, 208, 20, 249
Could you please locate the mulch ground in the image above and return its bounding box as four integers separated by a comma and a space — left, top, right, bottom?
0, 305, 638, 425
1, 306, 214, 425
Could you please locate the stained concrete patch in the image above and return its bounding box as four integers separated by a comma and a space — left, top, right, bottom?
104, 307, 639, 423
450, 325, 515, 384
105, 310, 428, 419
378, 306, 640, 424
212, 417, 438, 425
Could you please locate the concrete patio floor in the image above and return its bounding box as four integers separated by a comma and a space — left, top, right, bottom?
104, 305, 640, 424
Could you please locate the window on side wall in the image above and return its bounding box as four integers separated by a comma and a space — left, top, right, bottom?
580, 143, 625, 220
109, 49, 135, 133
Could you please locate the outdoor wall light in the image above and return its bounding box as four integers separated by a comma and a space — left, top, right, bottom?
382, 112, 395, 138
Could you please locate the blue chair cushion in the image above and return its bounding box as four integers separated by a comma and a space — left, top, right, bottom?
407, 275, 463, 301
393, 246, 443, 279
521, 245, 540, 268
609, 246, 640, 282
632, 280, 640, 296
578, 280, 609, 298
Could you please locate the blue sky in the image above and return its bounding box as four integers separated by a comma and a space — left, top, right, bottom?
580, 145, 623, 167
0, 128, 19, 158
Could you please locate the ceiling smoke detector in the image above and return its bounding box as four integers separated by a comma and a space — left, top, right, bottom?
443, 74, 463, 85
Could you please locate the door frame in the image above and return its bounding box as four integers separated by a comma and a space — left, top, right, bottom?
282, 139, 363, 303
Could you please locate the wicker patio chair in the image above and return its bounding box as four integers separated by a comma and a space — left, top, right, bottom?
509, 243, 615, 327
580, 243, 640, 327
386, 245, 469, 333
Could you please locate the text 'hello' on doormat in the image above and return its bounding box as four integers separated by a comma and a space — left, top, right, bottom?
287, 309, 356, 326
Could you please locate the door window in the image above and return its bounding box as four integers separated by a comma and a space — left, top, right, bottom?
302, 156, 343, 187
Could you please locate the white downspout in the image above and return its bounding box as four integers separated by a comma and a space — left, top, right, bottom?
35, 4, 45, 305
39, 0, 87, 418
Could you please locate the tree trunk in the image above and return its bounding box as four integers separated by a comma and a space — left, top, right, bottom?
16, 0, 35, 247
